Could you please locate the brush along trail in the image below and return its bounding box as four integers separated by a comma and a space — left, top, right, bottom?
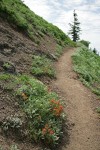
52, 48, 100, 150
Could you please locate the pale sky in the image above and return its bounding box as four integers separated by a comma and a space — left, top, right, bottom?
23, 0, 100, 54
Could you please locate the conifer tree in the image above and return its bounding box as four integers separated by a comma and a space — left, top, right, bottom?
93, 48, 97, 54
69, 10, 81, 42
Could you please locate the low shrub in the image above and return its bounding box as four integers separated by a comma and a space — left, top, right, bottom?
55, 45, 63, 58
80, 40, 90, 48
0, 73, 11, 80
16, 75, 65, 147
31, 55, 56, 78
0, 0, 74, 46
72, 46, 100, 96
2, 115, 22, 132
0, 73, 65, 148
96, 107, 100, 113
0, 145, 19, 150
10, 145, 19, 150
0, 145, 3, 150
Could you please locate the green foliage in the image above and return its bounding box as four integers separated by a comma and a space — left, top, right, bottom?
0, 73, 11, 80
72, 46, 100, 95
93, 48, 97, 54
16, 75, 65, 146
0, 145, 3, 150
0, 73, 65, 147
55, 45, 63, 58
69, 10, 81, 42
0, 73, 17, 91
10, 145, 19, 150
3, 62, 11, 68
31, 55, 56, 78
0, 0, 74, 47
0, 145, 19, 150
97, 107, 100, 113
2, 115, 22, 131
80, 40, 90, 48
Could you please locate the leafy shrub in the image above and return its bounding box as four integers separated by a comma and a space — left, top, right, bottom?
93, 48, 97, 54
2, 62, 16, 73
16, 75, 65, 146
31, 55, 56, 78
0, 145, 3, 150
0, 73, 65, 147
97, 107, 100, 113
2, 115, 22, 131
10, 145, 19, 150
55, 45, 63, 58
3, 62, 11, 69
80, 40, 90, 48
0, 73, 11, 80
28, 99, 64, 146
0, 0, 74, 46
0, 145, 19, 150
72, 46, 100, 95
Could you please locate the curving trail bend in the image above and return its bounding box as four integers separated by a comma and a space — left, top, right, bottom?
52, 48, 100, 150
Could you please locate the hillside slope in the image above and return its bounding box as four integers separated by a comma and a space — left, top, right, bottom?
0, 0, 74, 46
72, 43, 100, 96
0, 0, 75, 150
0, 0, 100, 149
0, 0, 75, 75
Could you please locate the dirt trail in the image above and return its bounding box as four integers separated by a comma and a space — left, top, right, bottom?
52, 48, 100, 150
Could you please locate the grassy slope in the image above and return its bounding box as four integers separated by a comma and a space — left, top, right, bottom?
0, 0, 76, 81
72, 43, 100, 110
0, 0, 75, 47
72, 43, 100, 113
0, 74, 65, 148
0, 1, 99, 150
0, 0, 72, 149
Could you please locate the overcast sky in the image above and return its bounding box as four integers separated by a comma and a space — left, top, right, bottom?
24, 0, 100, 54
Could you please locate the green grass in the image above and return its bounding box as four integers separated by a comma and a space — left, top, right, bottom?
0, 73, 11, 80
31, 55, 56, 78
0, 73, 65, 147
0, 145, 19, 150
0, 145, 3, 150
97, 107, 100, 113
0, 0, 75, 47
55, 44, 63, 58
72, 43, 100, 96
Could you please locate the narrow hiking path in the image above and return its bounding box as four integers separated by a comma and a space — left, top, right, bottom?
52, 48, 100, 150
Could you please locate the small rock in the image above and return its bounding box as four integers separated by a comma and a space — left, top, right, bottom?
71, 123, 75, 126
49, 53, 58, 60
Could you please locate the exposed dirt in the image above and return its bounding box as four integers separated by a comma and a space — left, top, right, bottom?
0, 17, 58, 75
52, 48, 100, 150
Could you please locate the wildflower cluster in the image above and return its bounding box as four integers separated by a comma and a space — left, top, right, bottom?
0, 73, 66, 149
41, 122, 60, 146
42, 124, 54, 136
50, 99, 63, 116
15, 75, 65, 147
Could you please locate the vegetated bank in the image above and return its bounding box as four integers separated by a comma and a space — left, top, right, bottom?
0, 0, 75, 47
72, 40, 100, 113
0, 73, 65, 150
0, 0, 75, 149
0, 0, 75, 75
